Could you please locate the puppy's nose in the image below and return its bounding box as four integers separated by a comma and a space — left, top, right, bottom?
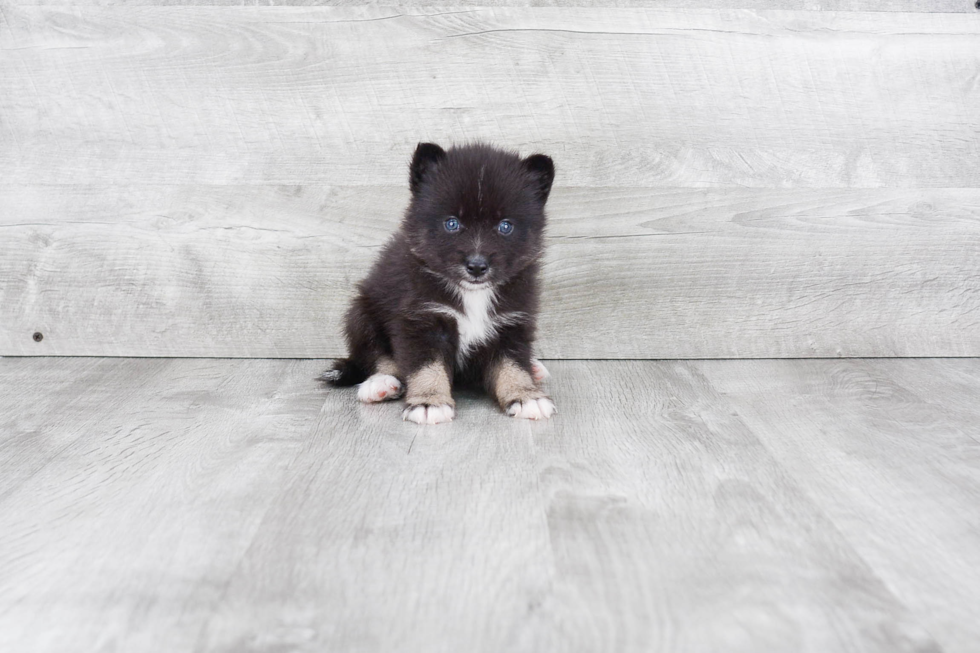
465, 255, 489, 278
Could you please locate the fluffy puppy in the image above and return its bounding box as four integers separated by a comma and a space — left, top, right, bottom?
322, 142, 556, 425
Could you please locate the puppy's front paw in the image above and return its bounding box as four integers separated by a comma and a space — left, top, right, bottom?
357, 374, 404, 403
530, 359, 550, 384
507, 397, 556, 420
402, 404, 455, 425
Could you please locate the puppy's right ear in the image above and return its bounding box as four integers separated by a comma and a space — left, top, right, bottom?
410, 142, 446, 195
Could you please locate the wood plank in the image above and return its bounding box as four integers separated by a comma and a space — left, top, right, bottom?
698, 358, 980, 653
0, 358, 326, 652
9, 1, 976, 13
520, 361, 936, 652
0, 357, 168, 499
2, 7, 978, 188
3, 184, 979, 358
874, 358, 980, 437
199, 378, 555, 652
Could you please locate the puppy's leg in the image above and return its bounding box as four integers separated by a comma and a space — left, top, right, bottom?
488, 358, 556, 420
357, 356, 404, 403
391, 316, 458, 424
402, 360, 455, 425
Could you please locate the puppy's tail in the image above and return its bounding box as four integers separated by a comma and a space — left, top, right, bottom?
320, 358, 368, 387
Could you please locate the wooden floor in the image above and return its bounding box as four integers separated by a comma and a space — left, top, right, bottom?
1, 357, 979, 653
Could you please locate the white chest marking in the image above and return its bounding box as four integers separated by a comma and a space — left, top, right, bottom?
455, 287, 496, 362
422, 287, 530, 366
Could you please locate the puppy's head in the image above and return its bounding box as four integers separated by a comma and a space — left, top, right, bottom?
404, 142, 554, 289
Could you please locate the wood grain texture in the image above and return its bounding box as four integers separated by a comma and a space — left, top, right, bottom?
9, 1, 978, 12
515, 361, 935, 652
0, 357, 169, 499
2, 7, 979, 188
4, 357, 967, 652
0, 357, 327, 653
199, 380, 553, 651
698, 358, 980, 653
3, 184, 979, 358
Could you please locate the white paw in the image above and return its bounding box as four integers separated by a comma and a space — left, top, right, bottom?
530, 359, 550, 383
357, 374, 403, 403
507, 397, 556, 420
402, 404, 455, 425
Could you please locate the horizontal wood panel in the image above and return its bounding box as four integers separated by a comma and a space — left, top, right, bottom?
3, 184, 978, 358
2, 7, 979, 187
8, 0, 976, 10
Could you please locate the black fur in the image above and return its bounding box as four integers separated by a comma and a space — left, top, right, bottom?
322, 357, 368, 387
323, 142, 554, 401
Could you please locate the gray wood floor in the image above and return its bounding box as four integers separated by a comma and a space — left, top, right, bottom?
1, 357, 978, 652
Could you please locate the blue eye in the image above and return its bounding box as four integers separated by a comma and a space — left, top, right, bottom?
444, 217, 460, 232
497, 220, 514, 235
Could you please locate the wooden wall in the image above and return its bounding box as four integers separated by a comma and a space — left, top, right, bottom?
2, 3, 979, 358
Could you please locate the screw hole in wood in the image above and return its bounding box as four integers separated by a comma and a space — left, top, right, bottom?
33, 332, 43, 342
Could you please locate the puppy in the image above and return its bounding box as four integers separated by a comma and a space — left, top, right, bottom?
322, 142, 556, 425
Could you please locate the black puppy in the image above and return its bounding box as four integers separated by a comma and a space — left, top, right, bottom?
323, 142, 556, 424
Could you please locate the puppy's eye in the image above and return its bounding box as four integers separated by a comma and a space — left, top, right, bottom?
497, 220, 514, 236
444, 217, 460, 232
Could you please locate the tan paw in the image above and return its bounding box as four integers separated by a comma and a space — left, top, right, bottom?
507, 397, 556, 420
402, 404, 455, 425
357, 374, 403, 403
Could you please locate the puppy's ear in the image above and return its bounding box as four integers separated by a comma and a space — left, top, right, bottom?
410, 142, 447, 195
522, 154, 555, 204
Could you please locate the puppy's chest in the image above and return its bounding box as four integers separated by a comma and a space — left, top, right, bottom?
423, 288, 524, 364
455, 288, 497, 355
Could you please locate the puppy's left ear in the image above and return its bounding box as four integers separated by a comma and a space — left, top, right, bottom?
522, 154, 555, 204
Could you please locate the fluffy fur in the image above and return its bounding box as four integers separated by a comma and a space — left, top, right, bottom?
322, 142, 556, 423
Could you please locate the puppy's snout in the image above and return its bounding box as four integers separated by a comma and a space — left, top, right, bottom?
465, 254, 489, 278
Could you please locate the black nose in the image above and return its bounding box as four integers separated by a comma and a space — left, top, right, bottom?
465, 255, 489, 278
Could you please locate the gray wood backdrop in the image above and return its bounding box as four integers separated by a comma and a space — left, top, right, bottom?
2, 3, 979, 358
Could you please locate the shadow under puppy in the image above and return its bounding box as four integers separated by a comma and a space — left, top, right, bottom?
323, 142, 556, 424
